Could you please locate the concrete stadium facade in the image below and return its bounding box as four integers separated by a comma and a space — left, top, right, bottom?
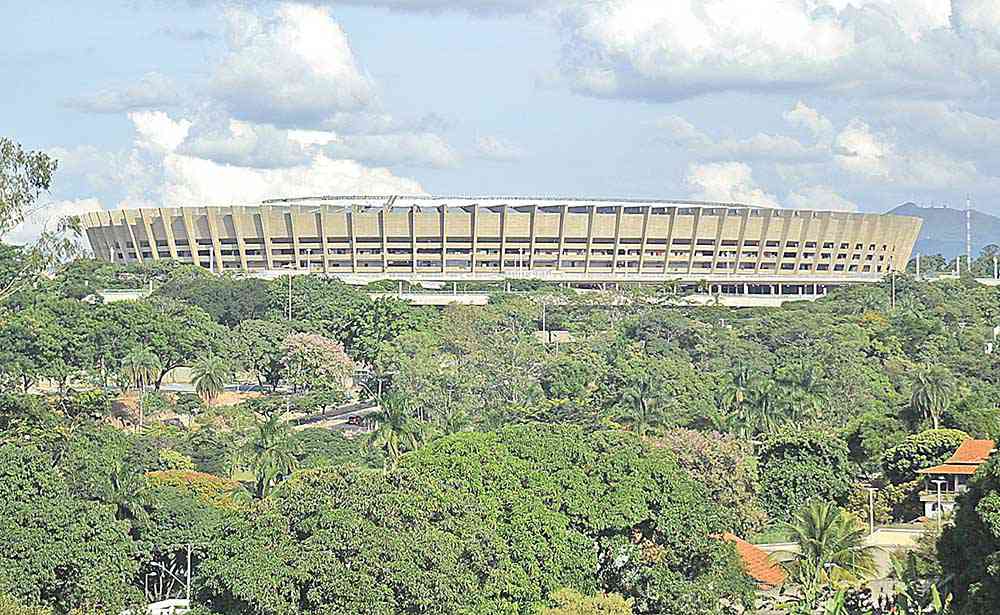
80, 196, 922, 285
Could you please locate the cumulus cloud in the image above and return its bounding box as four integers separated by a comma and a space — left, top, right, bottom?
686, 162, 781, 208
161, 153, 424, 205
151, 111, 426, 205
180, 119, 312, 168
879, 102, 1000, 155
554, 0, 1000, 102
64, 72, 182, 114
473, 135, 527, 161
130, 111, 193, 153
211, 3, 375, 127
655, 115, 819, 162
6, 198, 102, 245
287, 0, 554, 16
786, 185, 859, 212
833, 119, 980, 189
783, 102, 835, 143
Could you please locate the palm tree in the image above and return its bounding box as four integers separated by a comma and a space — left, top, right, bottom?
366, 393, 426, 470
192, 356, 229, 405
728, 380, 787, 441
910, 364, 955, 430
782, 501, 879, 592
778, 362, 827, 424
238, 414, 299, 498
121, 347, 161, 430
103, 461, 151, 523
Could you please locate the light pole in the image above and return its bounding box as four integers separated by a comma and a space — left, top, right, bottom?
283, 265, 294, 322
866, 486, 877, 535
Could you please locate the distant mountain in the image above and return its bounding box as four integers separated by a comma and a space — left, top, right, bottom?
887, 202, 1000, 259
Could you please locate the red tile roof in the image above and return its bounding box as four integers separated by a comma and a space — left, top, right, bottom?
918, 463, 979, 475
949, 440, 995, 464
918, 440, 995, 476
722, 533, 786, 589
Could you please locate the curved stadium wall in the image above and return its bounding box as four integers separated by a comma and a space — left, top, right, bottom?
80, 196, 922, 283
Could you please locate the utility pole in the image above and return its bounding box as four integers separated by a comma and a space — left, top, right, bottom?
186, 543, 192, 603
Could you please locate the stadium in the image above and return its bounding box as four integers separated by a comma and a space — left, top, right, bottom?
80, 195, 922, 290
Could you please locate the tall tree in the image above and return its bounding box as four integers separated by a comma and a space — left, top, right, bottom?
366, 393, 426, 470
0, 138, 57, 237
192, 356, 229, 404
911, 364, 956, 430
237, 414, 299, 498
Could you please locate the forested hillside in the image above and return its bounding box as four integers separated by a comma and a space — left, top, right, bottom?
1, 251, 999, 613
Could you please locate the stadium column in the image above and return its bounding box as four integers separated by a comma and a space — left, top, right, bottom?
347, 205, 357, 273
710, 208, 729, 272
470, 203, 479, 274
637, 204, 652, 273
612, 205, 623, 274
528, 204, 538, 269
662, 207, 677, 275
229, 206, 249, 271
772, 211, 794, 274
439, 204, 447, 273
409, 206, 417, 274
122, 209, 144, 264
584, 205, 596, 273
138, 209, 159, 261
206, 207, 225, 273
733, 208, 751, 273
289, 206, 302, 270
556, 204, 567, 271
259, 205, 275, 270
686, 208, 703, 275
318, 205, 330, 274
181, 207, 202, 268
813, 212, 834, 277
858, 213, 883, 275
499, 204, 509, 274
158, 207, 179, 259
791, 211, 814, 273
378, 204, 389, 273
754, 209, 775, 272
842, 214, 865, 274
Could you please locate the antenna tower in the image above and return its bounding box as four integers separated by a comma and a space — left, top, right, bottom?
966, 195, 973, 271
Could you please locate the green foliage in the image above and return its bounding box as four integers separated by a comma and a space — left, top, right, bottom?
939, 455, 1000, 613
757, 429, 853, 523
237, 414, 300, 498
649, 428, 768, 534
0, 137, 56, 238
233, 319, 291, 390
156, 272, 270, 327
542, 589, 633, 615
0, 445, 139, 612
157, 448, 195, 471
192, 356, 229, 403
291, 428, 366, 468
881, 429, 969, 485
783, 501, 878, 588
196, 425, 753, 615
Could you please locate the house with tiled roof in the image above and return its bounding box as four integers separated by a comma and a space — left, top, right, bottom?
917, 439, 995, 518
721, 533, 786, 589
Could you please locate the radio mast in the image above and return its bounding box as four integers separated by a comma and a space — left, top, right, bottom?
966, 195, 973, 269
